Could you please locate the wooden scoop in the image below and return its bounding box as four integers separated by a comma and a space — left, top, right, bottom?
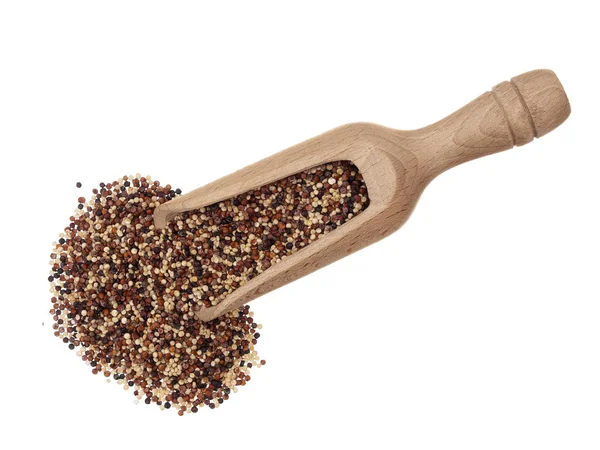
155, 69, 570, 321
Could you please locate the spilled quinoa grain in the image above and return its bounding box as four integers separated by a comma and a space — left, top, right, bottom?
49, 161, 369, 414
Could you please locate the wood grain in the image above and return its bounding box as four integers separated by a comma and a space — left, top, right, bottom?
154, 69, 570, 321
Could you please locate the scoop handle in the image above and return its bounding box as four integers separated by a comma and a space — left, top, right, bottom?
413, 69, 571, 174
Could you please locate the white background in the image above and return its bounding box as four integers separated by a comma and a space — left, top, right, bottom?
1, 1, 598, 449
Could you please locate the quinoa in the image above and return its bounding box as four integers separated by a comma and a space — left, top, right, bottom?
49, 161, 369, 414
167, 161, 370, 308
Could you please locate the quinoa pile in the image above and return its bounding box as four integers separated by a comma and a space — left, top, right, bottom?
48, 161, 369, 414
